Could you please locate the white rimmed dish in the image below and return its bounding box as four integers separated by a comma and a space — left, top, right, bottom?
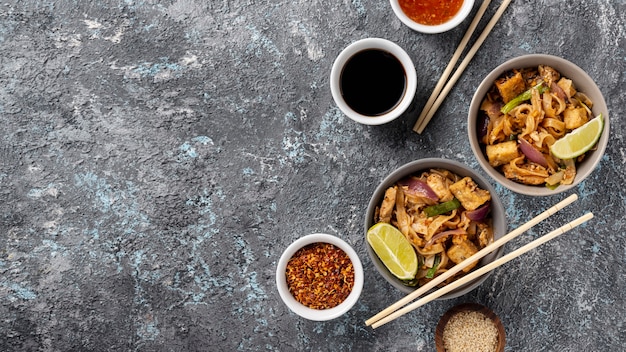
389, 0, 475, 34
467, 54, 610, 196
330, 38, 417, 125
276, 233, 364, 321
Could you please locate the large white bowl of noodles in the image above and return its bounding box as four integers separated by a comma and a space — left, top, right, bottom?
468, 54, 610, 196
365, 158, 506, 298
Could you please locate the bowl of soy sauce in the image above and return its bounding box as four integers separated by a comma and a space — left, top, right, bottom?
330, 38, 417, 125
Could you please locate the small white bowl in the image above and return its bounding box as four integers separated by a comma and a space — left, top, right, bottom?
330, 38, 417, 125
276, 233, 364, 321
389, 0, 475, 34
468, 54, 610, 196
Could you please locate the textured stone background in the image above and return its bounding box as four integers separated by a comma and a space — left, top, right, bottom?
1, 0, 624, 351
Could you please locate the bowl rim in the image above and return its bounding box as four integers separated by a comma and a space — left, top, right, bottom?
330, 37, 417, 125
389, 0, 475, 34
467, 53, 610, 196
275, 233, 364, 321
364, 158, 506, 298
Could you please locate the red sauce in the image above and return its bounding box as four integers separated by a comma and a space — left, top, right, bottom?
399, 0, 464, 26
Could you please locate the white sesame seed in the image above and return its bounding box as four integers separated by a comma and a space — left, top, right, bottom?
442, 310, 499, 352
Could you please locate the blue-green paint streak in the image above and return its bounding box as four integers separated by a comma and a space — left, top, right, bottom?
2, 282, 37, 300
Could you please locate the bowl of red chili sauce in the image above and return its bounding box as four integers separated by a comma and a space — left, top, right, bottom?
390, 0, 474, 34
276, 233, 364, 321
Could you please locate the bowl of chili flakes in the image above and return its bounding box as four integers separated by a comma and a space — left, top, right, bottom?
276, 233, 364, 321
389, 0, 474, 34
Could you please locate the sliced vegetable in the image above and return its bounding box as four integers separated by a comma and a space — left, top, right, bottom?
402, 278, 420, 287
423, 255, 435, 268
424, 228, 466, 248
518, 137, 549, 167
424, 198, 461, 217
398, 177, 438, 201
550, 82, 567, 101
425, 255, 441, 279
466, 202, 491, 221
545, 170, 564, 186
561, 158, 576, 185
501, 82, 548, 114
546, 183, 559, 190
477, 114, 489, 139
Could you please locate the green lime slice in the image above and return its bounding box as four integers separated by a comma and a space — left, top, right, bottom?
367, 223, 418, 280
550, 114, 604, 159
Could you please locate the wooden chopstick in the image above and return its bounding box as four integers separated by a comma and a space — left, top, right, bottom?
411, 0, 492, 133
371, 212, 594, 329
365, 193, 578, 327
413, 0, 512, 134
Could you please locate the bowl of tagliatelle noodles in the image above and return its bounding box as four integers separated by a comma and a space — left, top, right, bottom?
365, 158, 506, 298
468, 54, 610, 196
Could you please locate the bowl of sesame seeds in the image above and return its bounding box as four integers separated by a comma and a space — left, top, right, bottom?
435, 303, 505, 352
275, 233, 364, 321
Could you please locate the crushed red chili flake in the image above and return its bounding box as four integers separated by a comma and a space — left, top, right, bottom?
285, 242, 355, 310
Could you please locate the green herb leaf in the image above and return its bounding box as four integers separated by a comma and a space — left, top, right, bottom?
425, 255, 441, 279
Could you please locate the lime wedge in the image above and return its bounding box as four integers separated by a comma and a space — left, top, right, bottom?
367, 223, 418, 280
550, 114, 604, 159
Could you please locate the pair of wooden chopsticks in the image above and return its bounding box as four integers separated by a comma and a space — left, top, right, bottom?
365, 193, 594, 329
413, 0, 512, 134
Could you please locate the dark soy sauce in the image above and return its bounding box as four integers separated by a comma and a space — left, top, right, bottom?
340, 49, 407, 116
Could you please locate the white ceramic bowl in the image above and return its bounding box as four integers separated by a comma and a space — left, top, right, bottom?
330, 38, 417, 125
468, 54, 610, 196
389, 0, 474, 34
365, 158, 506, 298
276, 233, 364, 321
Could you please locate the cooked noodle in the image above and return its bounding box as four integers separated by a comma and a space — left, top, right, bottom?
479, 65, 595, 187
374, 169, 494, 288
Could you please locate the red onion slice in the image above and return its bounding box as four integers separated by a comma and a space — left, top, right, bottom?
478, 114, 489, 139
397, 177, 438, 201
551, 82, 567, 101
424, 228, 466, 248
466, 202, 491, 221
518, 137, 548, 168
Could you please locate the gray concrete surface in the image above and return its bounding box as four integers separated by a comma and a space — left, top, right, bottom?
1, 0, 624, 351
